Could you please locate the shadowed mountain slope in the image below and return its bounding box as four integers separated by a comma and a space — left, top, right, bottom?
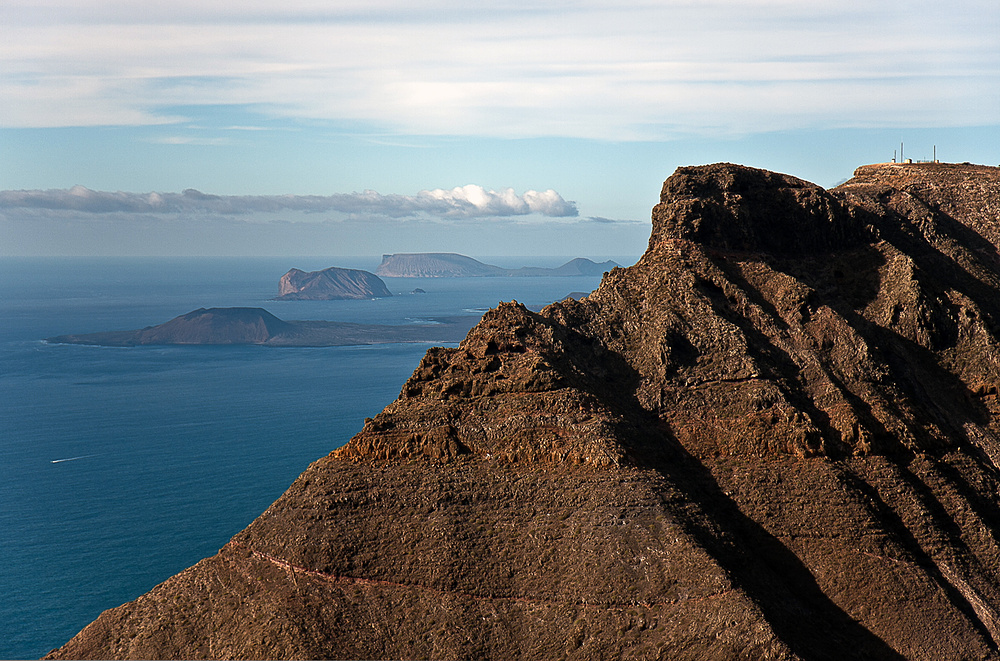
48, 162, 1000, 660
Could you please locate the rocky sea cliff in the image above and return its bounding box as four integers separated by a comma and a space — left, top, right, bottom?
49, 162, 1000, 660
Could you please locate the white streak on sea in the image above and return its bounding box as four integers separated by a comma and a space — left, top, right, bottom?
51, 454, 99, 464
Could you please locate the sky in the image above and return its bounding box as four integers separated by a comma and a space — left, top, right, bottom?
2, 0, 998, 257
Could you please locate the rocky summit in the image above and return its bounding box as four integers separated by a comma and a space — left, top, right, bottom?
48, 162, 1000, 660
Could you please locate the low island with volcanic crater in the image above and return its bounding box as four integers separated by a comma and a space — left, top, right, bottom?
45, 307, 479, 347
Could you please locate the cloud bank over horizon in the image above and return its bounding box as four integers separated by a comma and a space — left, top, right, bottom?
0, 184, 579, 220
0, 185, 646, 257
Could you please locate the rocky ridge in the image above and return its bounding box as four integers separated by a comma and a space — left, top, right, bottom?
49, 162, 1000, 660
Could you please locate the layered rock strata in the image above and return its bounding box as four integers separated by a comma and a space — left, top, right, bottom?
49, 162, 1000, 660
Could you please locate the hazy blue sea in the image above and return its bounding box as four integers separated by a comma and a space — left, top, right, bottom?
0, 256, 628, 660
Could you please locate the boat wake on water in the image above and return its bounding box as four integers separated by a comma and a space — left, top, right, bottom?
50, 454, 100, 464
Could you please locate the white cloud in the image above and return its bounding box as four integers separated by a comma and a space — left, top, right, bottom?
0, 185, 579, 219
417, 185, 576, 217
1, 1, 997, 136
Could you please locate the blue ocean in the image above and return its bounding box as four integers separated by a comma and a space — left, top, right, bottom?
0, 256, 628, 660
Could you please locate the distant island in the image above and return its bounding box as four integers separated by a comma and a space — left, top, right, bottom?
275, 266, 392, 300
46, 307, 478, 347
374, 253, 619, 278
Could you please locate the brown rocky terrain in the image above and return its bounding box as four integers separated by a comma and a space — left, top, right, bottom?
276, 266, 392, 300
48, 162, 1000, 660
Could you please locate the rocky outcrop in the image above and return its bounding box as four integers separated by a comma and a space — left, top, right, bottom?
275, 266, 392, 300
48, 162, 1000, 660
375, 252, 620, 278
